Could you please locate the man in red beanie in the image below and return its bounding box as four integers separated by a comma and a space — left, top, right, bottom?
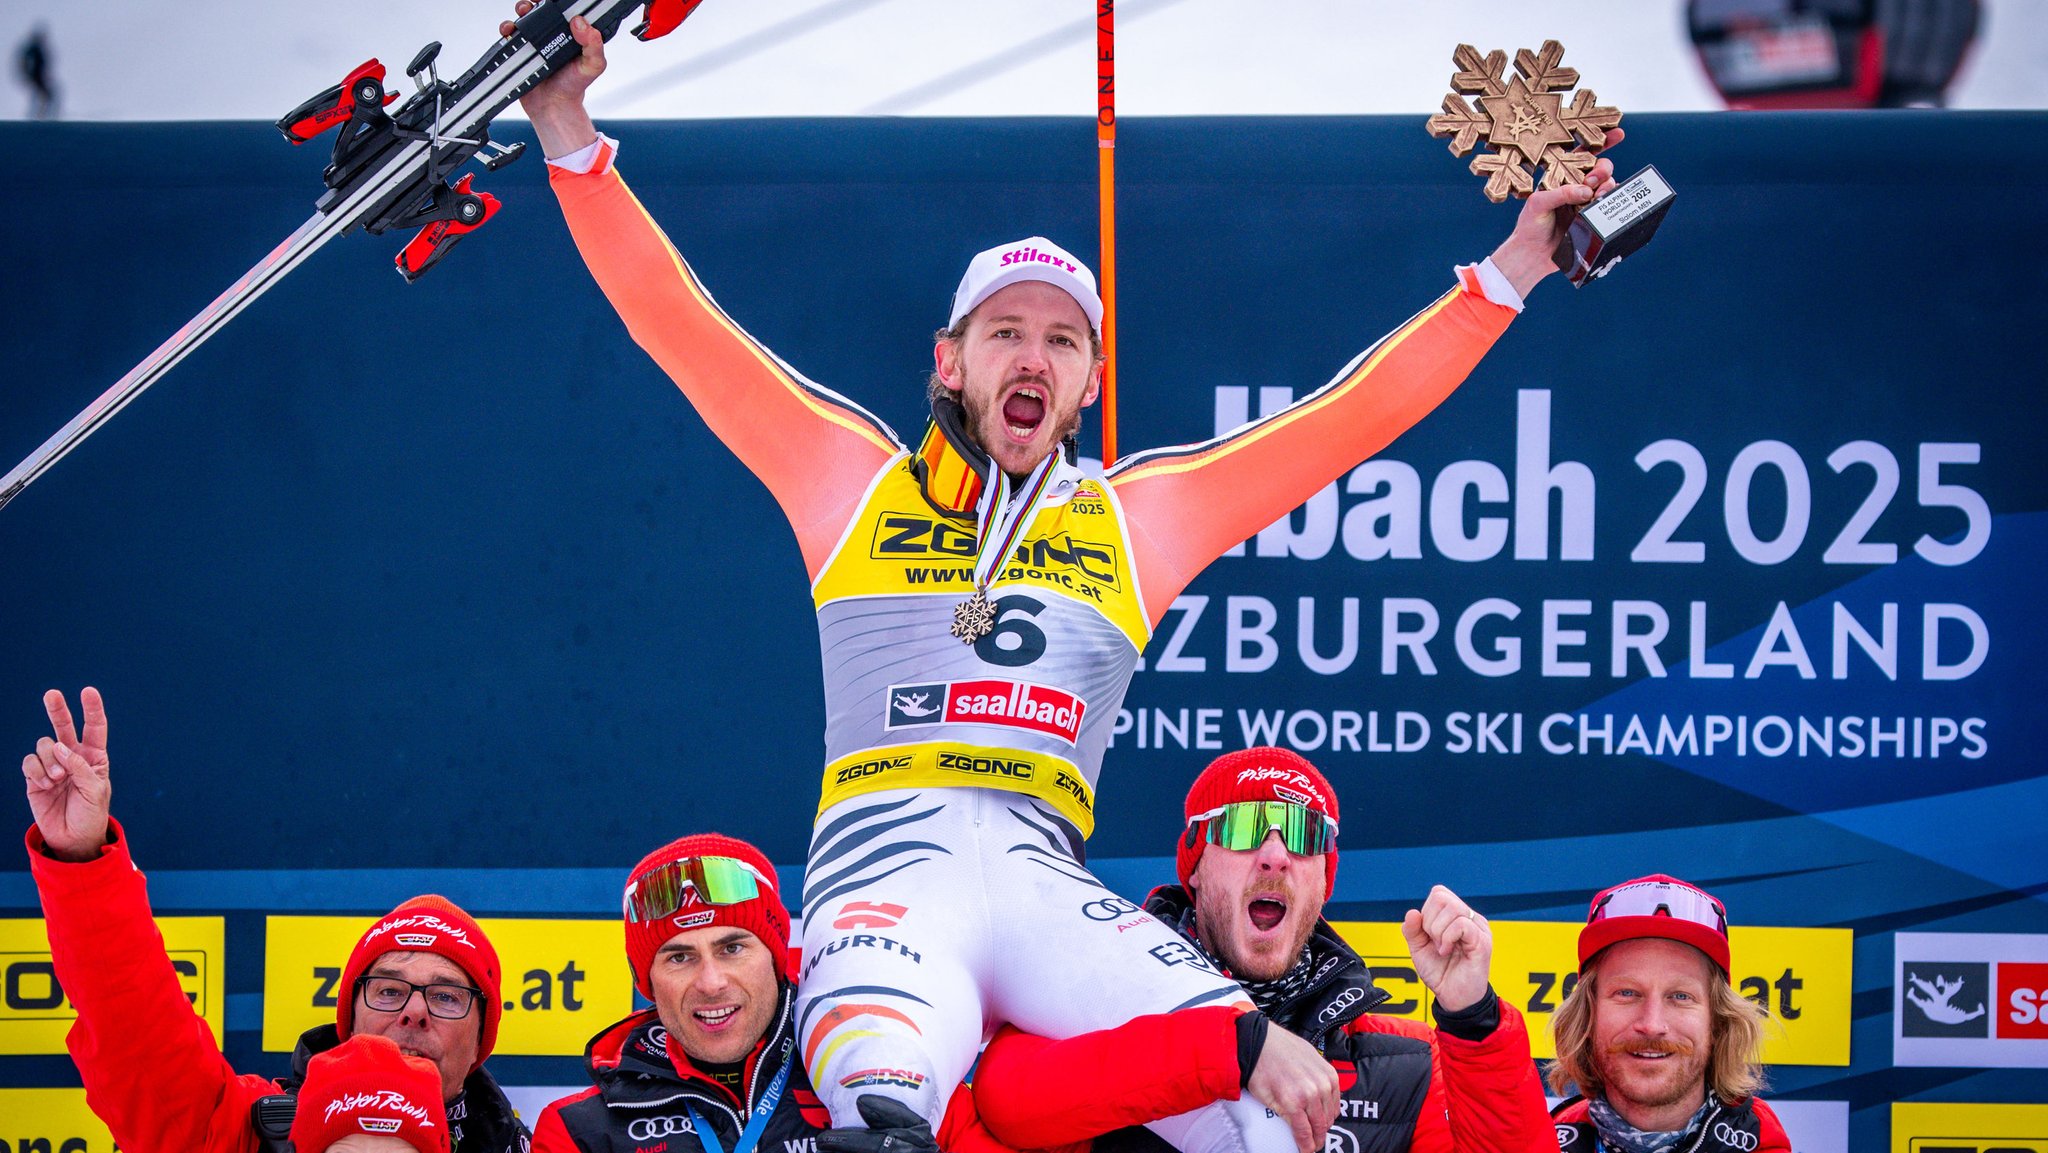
1546, 875, 1789, 1153
971, 746, 1555, 1153
533, 832, 1021, 1153
292, 1035, 451, 1153
18, 688, 527, 1153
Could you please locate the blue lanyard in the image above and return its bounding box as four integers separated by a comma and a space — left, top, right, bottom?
686, 1055, 793, 1153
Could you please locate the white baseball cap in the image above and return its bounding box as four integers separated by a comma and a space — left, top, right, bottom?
948, 236, 1104, 333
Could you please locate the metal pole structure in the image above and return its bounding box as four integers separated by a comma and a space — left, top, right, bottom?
1096, 0, 1119, 465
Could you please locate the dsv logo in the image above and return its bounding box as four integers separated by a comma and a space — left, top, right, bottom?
1318, 987, 1365, 1021
628, 1115, 697, 1140
1710, 1121, 1758, 1151
1082, 896, 1141, 921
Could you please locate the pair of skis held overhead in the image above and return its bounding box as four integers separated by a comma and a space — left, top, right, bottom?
0, 0, 703, 512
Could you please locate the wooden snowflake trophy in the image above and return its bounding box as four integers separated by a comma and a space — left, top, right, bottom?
1426, 41, 1674, 285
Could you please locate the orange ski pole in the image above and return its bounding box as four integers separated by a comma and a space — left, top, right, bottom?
1096, 0, 1119, 466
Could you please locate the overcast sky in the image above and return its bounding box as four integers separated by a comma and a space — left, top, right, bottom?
4, 0, 2043, 122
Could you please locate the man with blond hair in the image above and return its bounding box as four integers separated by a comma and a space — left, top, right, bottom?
1546, 875, 1788, 1153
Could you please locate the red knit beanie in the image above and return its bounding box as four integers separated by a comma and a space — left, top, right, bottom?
624, 833, 792, 999
1177, 747, 1341, 898
336, 896, 502, 1071
291, 1034, 451, 1153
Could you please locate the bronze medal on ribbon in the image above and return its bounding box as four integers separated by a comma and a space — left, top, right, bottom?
951, 587, 996, 643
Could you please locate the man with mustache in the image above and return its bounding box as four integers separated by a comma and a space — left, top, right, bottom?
19, 688, 528, 1153
511, 10, 1619, 1149
970, 747, 1555, 1153
1545, 875, 1789, 1153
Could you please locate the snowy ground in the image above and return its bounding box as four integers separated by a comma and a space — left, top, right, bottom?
3, 0, 2043, 123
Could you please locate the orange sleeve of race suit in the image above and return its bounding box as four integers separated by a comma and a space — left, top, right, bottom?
547, 149, 901, 578
28, 819, 276, 1153
1106, 274, 1515, 627
1352, 1003, 1552, 1153
969, 1006, 1245, 1149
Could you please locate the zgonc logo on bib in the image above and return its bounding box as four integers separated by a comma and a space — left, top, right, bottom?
886, 679, 1086, 745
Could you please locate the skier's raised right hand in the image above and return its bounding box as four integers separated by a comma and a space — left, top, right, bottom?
503, 1, 607, 159
22, 688, 113, 863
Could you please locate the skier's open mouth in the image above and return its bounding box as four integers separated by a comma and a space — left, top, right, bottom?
1248, 897, 1288, 932
1002, 387, 1047, 441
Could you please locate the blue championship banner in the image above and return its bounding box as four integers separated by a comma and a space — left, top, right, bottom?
1, 112, 2043, 1150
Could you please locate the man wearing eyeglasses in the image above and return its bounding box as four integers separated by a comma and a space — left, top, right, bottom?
532, 834, 1023, 1153
968, 747, 1555, 1153
18, 688, 528, 1153
1545, 875, 1788, 1153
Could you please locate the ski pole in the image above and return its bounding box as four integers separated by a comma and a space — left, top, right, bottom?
1097, 0, 1119, 467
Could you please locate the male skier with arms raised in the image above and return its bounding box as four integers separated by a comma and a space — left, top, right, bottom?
510, 10, 1620, 1153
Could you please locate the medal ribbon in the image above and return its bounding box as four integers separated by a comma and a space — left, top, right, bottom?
968, 453, 1060, 594
685, 1054, 793, 1153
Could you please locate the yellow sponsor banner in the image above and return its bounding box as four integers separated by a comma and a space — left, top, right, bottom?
1330, 919, 1851, 1066
0, 1088, 121, 1151
1893, 1101, 2048, 1152
263, 916, 633, 1055
0, 916, 225, 1055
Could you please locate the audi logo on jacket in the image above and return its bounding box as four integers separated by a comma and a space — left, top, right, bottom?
530, 986, 1034, 1153
1549, 1095, 1790, 1153
532, 992, 821, 1153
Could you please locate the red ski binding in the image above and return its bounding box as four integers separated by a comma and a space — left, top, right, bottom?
277, 60, 396, 144
4, 0, 722, 511
394, 175, 502, 283
633, 0, 707, 41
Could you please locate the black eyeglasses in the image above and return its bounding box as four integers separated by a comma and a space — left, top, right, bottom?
355, 975, 482, 1020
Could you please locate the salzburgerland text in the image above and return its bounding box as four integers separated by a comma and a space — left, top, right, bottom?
1136, 594, 1987, 681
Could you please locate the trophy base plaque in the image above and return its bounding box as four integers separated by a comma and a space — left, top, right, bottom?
1565, 164, 1674, 286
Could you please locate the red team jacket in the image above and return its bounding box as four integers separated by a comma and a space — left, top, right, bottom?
530, 1003, 1022, 1153
32, 818, 1547, 1153
26, 820, 525, 1153
975, 987, 1554, 1153
1550, 1094, 1790, 1153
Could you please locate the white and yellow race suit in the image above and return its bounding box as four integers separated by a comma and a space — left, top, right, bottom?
548, 137, 1521, 1151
